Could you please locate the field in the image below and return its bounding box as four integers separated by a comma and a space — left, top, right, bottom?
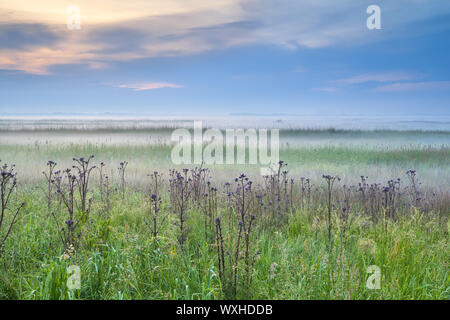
0, 119, 448, 300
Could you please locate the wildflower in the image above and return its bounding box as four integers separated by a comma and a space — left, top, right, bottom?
65, 220, 74, 227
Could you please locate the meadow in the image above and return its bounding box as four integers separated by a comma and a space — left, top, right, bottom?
0, 121, 448, 300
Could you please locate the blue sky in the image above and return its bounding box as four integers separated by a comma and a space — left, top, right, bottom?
0, 0, 449, 116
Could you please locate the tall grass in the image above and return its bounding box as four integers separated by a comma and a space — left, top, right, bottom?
0, 128, 448, 300
0, 155, 448, 300
0, 186, 447, 300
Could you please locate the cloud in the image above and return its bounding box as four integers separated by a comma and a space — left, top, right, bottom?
0, 23, 60, 49
1, 0, 450, 74
0, 43, 102, 75
0, 0, 242, 24
314, 72, 450, 94
114, 82, 183, 91
293, 66, 307, 73
334, 72, 416, 85
311, 71, 415, 92
312, 87, 337, 93
374, 81, 450, 92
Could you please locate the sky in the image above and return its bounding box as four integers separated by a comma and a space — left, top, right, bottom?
0, 0, 449, 116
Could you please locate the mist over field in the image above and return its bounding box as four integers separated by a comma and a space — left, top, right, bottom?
1, 116, 448, 186
1, 115, 450, 131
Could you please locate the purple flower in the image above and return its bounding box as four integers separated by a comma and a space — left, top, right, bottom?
65, 220, 74, 227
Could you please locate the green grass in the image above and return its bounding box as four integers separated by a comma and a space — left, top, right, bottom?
0, 187, 448, 300
0, 128, 448, 300
0, 142, 448, 186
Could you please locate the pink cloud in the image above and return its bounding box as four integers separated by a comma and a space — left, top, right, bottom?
374, 81, 450, 92
334, 72, 415, 85
115, 82, 183, 91
312, 87, 338, 93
